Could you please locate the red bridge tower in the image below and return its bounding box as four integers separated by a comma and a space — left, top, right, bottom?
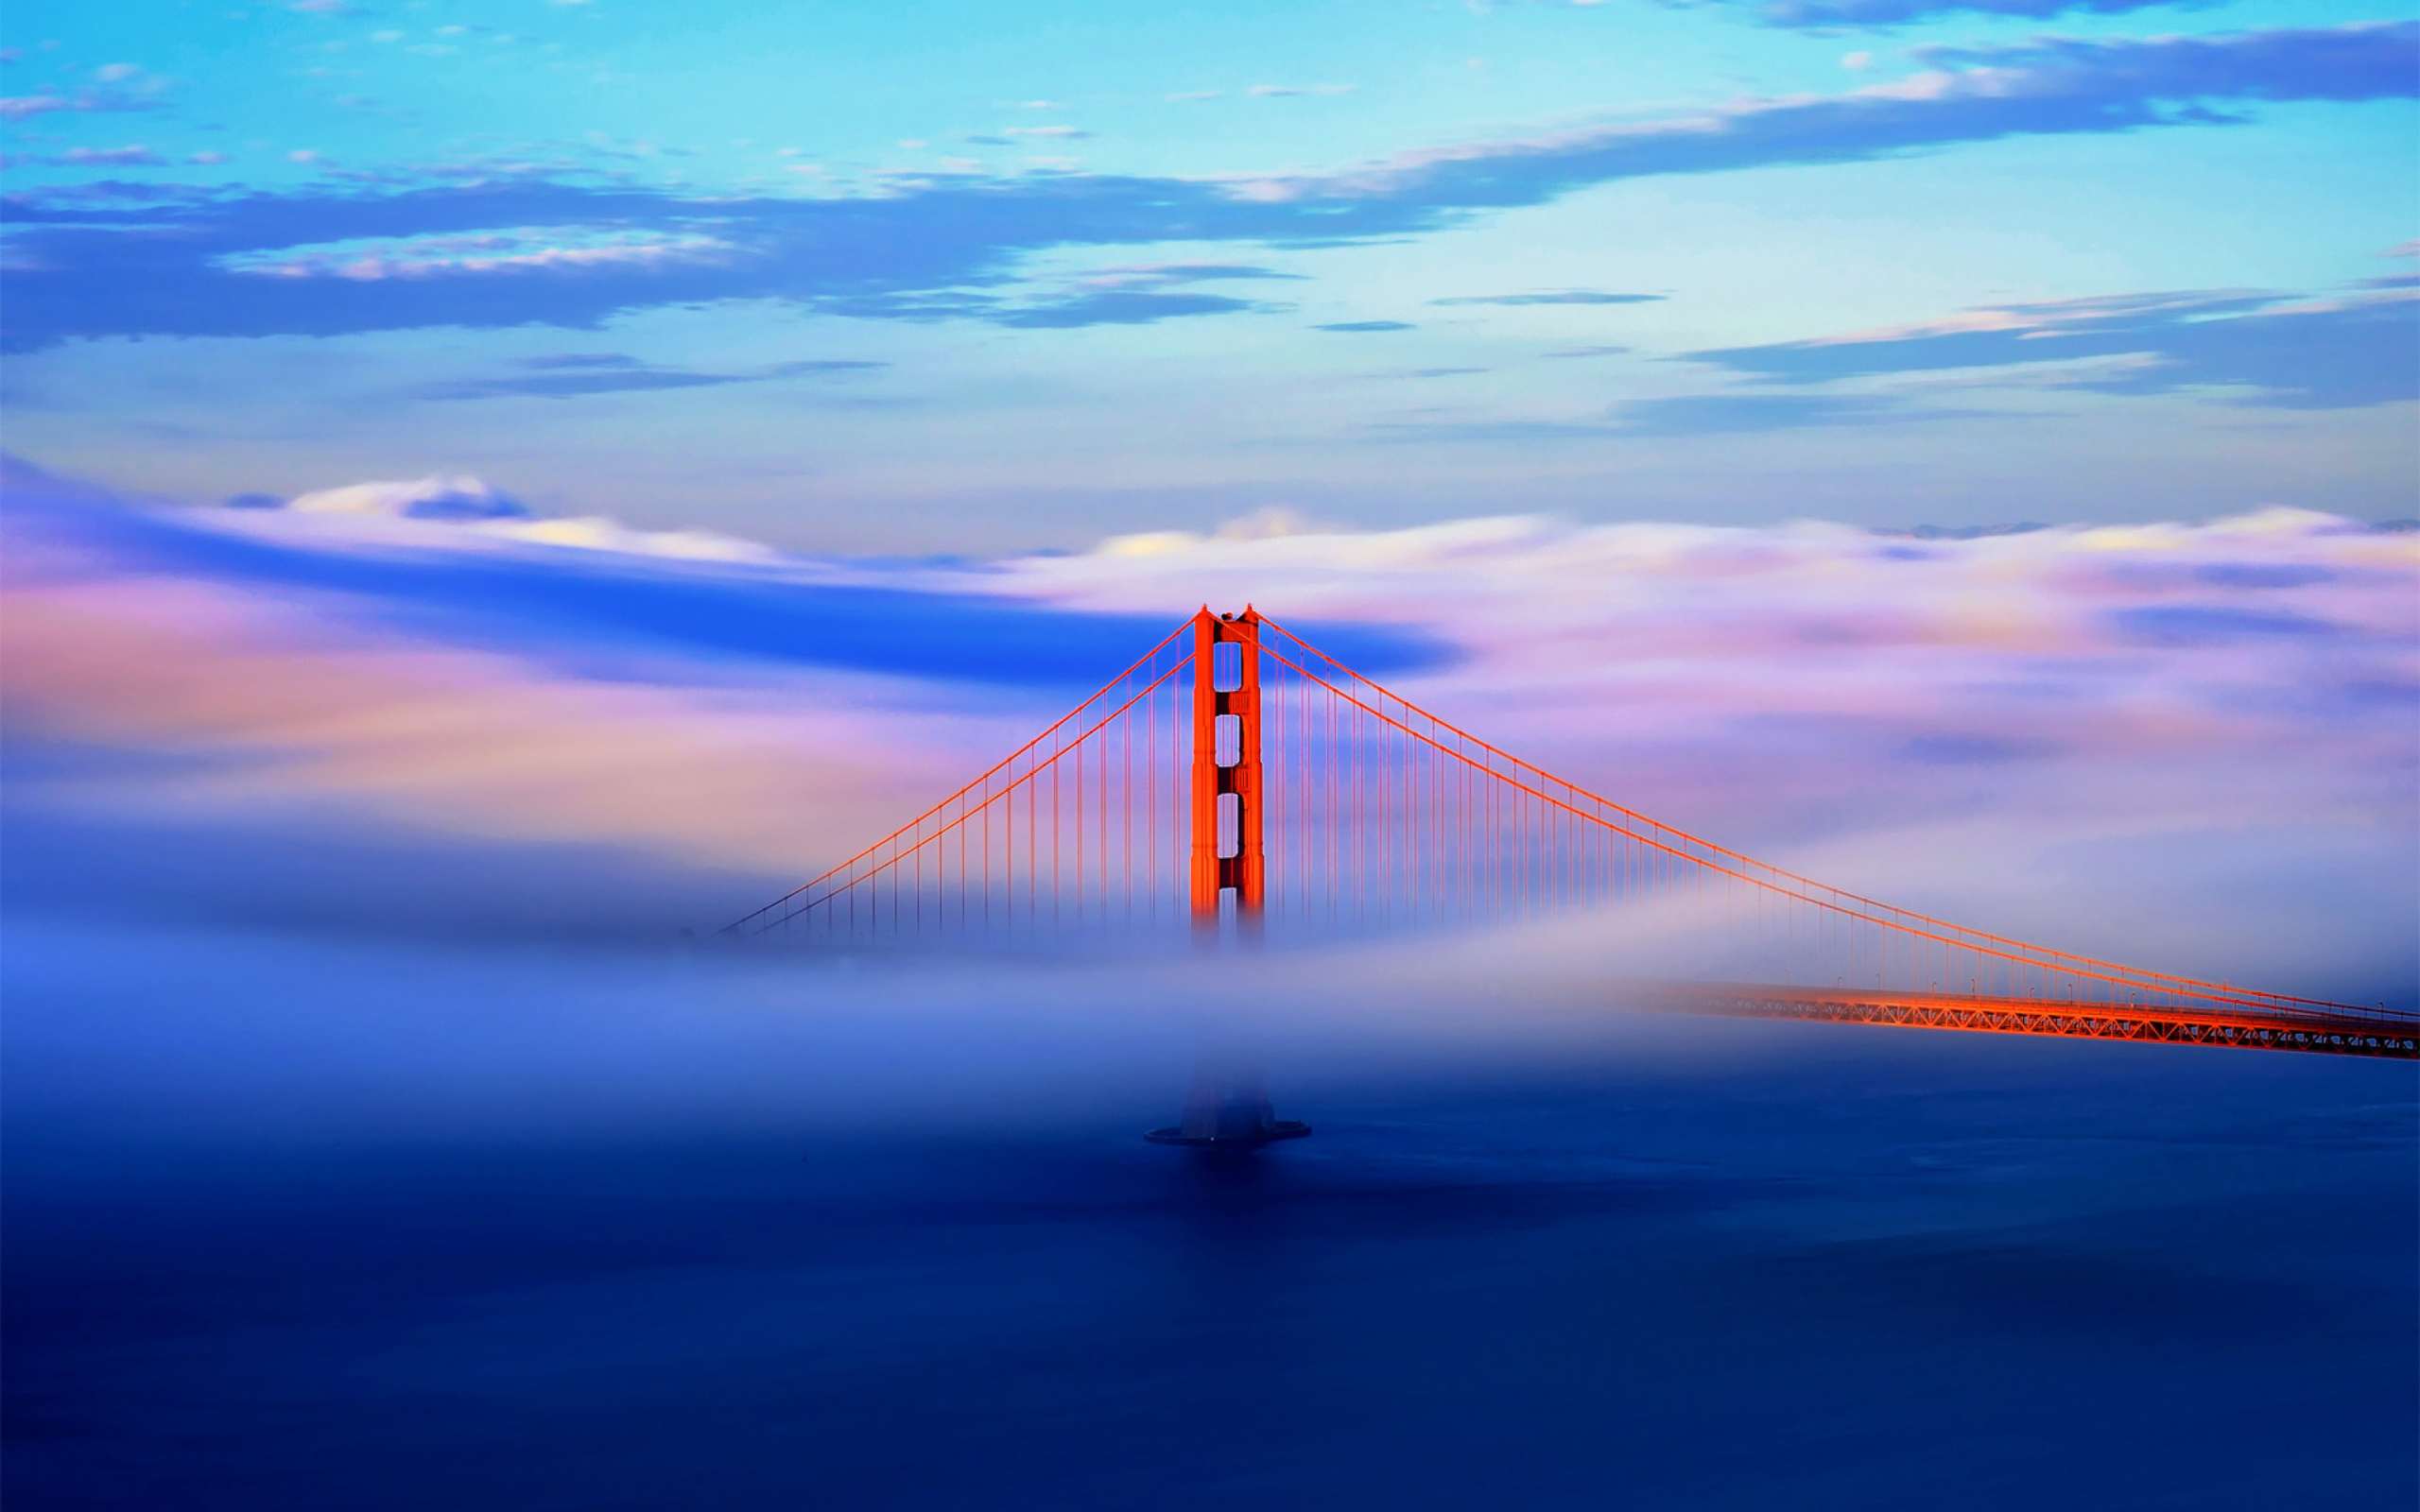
1189, 607, 1265, 936
1152, 607, 1310, 1149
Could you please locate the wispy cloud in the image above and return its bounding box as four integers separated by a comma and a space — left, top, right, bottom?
216, 227, 740, 282
1607, 391, 1958, 435
69, 145, 167, 167
808, 286, 1269, 328
416, 355, 885, 401
1225, 25, 2417, 205
1687, 287, 2420, 409
3, 24, 2410, 351
284, 473, 534, 521
1431, 291, 1661, 306
1747, 0, 2188, 30
0, 86, 161, 121
4, 145, 169, 167
1067, 262, 1303, 289
990, 291, 1260, 328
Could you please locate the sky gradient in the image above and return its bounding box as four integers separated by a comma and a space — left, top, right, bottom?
2, 0, 2413, 551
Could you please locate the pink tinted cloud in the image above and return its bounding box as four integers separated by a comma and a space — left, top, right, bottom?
0, 558, 993, 883
3, 487, 2411, 988
994, 510, 2413, 771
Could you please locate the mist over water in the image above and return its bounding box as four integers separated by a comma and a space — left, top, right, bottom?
6, 915, 2413, 1511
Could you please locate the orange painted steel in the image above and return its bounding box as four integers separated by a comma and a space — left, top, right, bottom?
1655, 983, 2419, 1059
1189, 607, 1265, 933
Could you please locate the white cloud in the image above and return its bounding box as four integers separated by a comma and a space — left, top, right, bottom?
497, 515, 782, 562
287, 474, 532, 522
273, 474, 782, 561
60, 145, 163, 165
216, 226, 737, 281
0, 81, 161, 120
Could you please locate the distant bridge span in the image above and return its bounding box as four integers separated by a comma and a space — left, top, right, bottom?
726, 609, 2416, 1062
1661, 984, 2412, 1060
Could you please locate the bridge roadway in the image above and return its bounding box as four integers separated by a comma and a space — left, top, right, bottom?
1650, 983, 2419, 1059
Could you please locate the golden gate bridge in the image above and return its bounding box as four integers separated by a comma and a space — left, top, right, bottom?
721, 607, 2416, 1127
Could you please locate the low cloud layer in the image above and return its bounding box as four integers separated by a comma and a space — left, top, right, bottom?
3, 456, 2411, 999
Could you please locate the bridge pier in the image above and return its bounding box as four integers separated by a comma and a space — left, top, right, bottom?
1146, 1057, 1312, 1149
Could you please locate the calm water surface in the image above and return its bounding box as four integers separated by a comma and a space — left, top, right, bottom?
7, 975, 2414, 1511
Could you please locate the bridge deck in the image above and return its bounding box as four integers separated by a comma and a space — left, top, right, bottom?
1655, 984, 2418, 1059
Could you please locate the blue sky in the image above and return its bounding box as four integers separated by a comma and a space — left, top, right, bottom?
2, 0, 2412, 552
